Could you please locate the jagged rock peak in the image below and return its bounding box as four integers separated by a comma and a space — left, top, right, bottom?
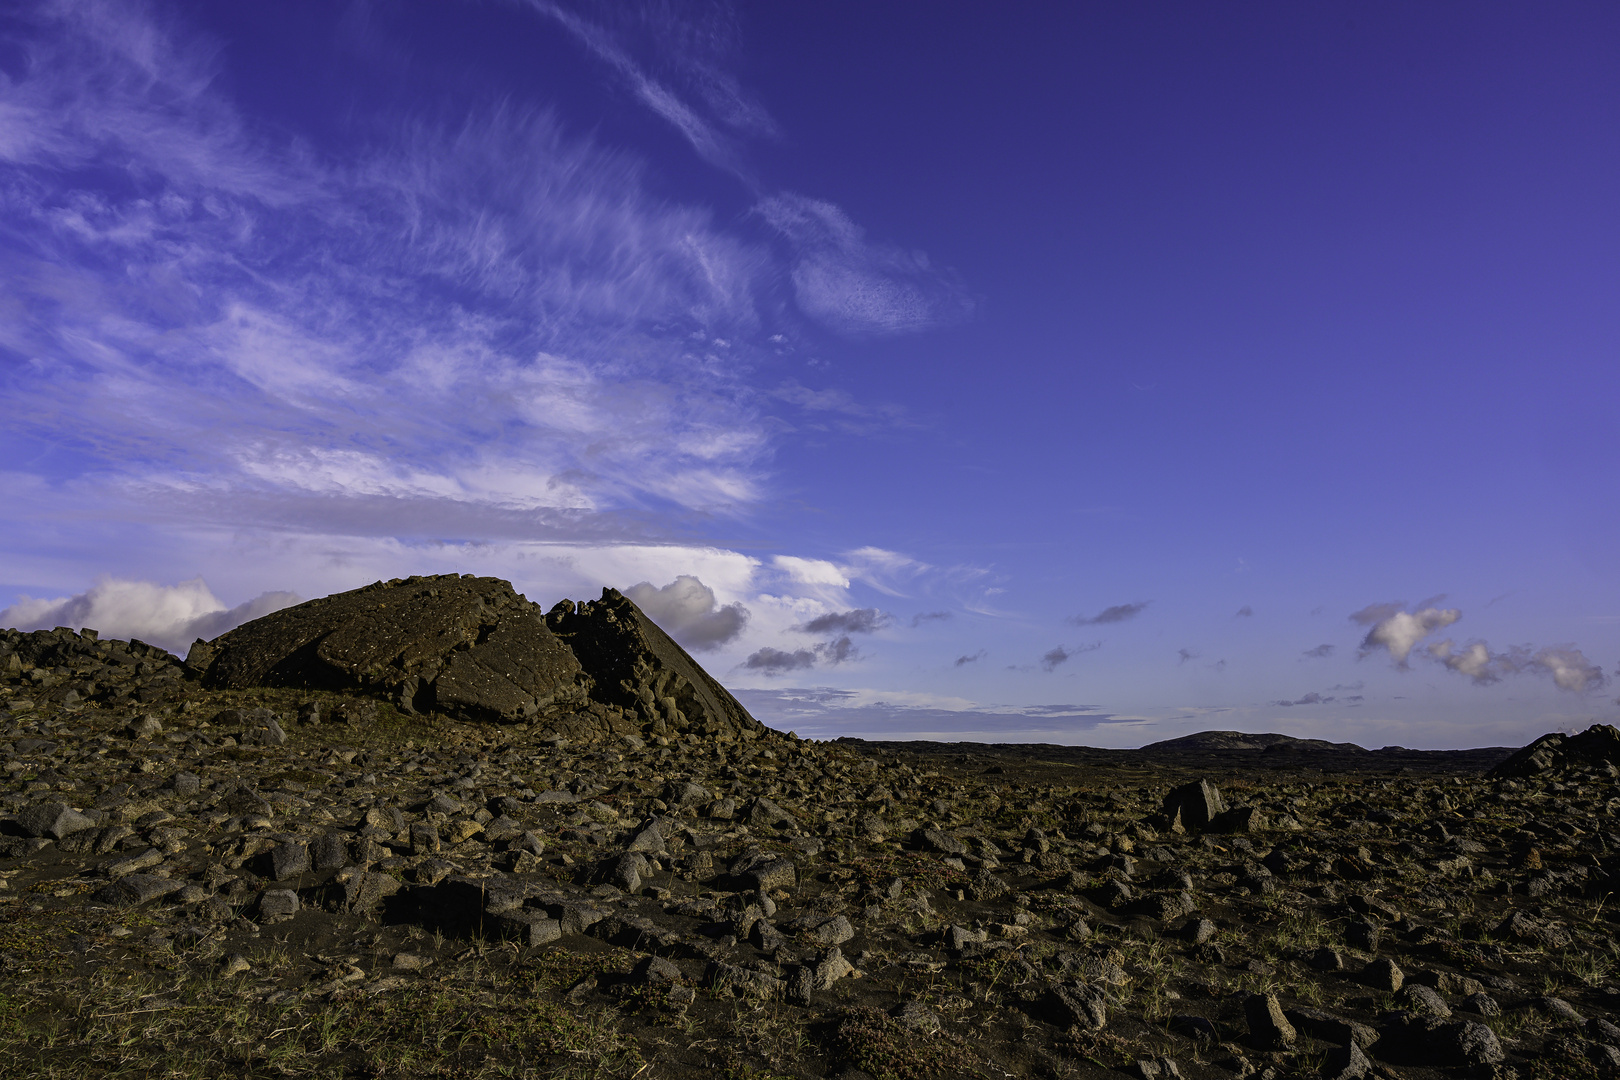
547, 587, 767, 743
190, 574, 589, 725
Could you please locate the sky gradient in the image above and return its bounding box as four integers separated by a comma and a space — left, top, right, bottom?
2, 0, 1616, 749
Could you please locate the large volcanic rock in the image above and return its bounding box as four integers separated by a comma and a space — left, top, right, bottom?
185, 576, 770, 742
547, 587, 765, 743
188, 575, 590, 724
1489, 723, 1620, 778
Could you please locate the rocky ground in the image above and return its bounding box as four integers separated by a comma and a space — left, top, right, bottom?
3, 621, 1620, 1080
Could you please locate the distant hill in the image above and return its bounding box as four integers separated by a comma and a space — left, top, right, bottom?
1142, 730, 1367, 754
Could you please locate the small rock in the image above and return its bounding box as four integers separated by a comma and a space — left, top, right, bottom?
1439, 1020, 1504, 1066
258, 888, 300, 919
1243, 992, 1296, 1049
270, 839, 311, 881
127, 715, 163, 740
1362, 957, 1403, 992
496, 911, 562, 945
1322, 1039, 1372, 1080
314, 833, 349, 871
238, 709, 286, 746
410, 823, 442, 856
892, 1000, 940, 1033
745, 797, 792, 827
625, 819, 666, 854
1043, 982, 1108, 1032
426, 792, 463, 816
17, 800, 97, 840
808, 915, 856, 946
106, 848, 164, 878
94, 873, 184, 906
1540, 995, 1582, 1022
1163, 780, 1226, 832
633, 955, 682, 984
1398, 983, 1451, 1021
1182, 918, 1217, 945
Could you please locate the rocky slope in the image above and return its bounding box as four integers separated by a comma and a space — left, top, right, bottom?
1, 598, 1618, 1080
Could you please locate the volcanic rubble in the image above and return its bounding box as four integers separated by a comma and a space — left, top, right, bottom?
1, 574, 1618, 1080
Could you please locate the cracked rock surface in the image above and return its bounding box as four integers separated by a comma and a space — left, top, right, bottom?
2, 606, 1619, 1079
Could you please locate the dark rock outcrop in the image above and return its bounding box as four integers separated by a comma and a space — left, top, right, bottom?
1489, 724, 1620, 778
184, 577, 767, 742
192, 575, 590, 724
546, 587, 765, 742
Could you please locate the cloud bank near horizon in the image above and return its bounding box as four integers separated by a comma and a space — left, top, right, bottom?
0, 578, 299, 655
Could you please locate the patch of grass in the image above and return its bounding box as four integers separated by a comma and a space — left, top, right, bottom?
526, 948, 628, 992
1565, 941, 1617, 987
833, 1006, 982, 1080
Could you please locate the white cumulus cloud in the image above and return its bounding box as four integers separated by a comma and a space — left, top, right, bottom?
1352, 602, 1461, 666
0, 577, 298, 654
623, 575, 748, 652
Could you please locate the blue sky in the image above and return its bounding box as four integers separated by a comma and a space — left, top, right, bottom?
2, 0, 1616, 749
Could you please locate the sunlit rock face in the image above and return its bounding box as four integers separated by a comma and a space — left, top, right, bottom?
191, 574, 590, 725
186, 576, 767, 744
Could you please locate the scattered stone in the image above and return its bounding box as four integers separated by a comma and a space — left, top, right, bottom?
126, 715, 163, 740
1440, 1021, 1505, 1066
258, 888, 300, 919
1042, 982, 1108, 1032
1243, 992, 1296, 1049
1362, 957, 1403, 992
17, 800, 97, 840
1398, 983, 1451, 1021
95, 874, 184, 906
1322, 1039, 1372, 1080
0, 611, 1608, 1079
270, 839, 311, 880
1163, 780, 1226, 833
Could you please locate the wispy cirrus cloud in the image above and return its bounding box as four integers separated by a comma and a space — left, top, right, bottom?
796, 607, 889, 635
515, 0, 774, 179
756, 193, 975, 337
1070, 601, 1150, 626
517, 2, 972, 340
0, 1, 786, 552
1040, 641, 1102, 672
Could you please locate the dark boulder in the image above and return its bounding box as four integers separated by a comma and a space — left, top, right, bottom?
1162, 780, 1226, 833
546, 587, 766, 742
193, 575, 590, 725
